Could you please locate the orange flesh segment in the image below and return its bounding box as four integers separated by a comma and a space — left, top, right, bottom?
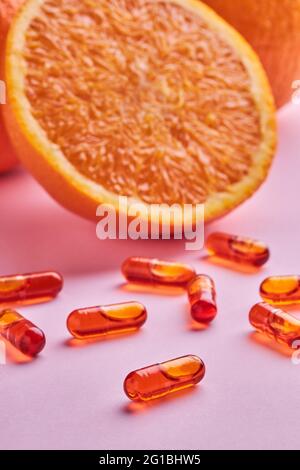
23, 0, 261, 205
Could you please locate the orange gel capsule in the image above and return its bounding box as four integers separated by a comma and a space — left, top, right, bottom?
122, 257, 195, 287
206, 232, 269, 267
0, 271, 63, 306
260, 276, 300, 305
187, 275, 217, 323
124, 355, 205, 401
67, 301, 147, 339
0, 309, 46, 356
249, 302, 300, 347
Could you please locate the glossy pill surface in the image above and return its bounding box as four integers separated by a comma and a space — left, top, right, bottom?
124, 355, 205, 401
187, 275, 217, 323
206, 232, 269, 267
0, 309, 46, 356
0, 271, 63, 306
260, 276, 300, 305
67, 301, 147, 339
122, 257, 195, 287
249, 302, 300, 347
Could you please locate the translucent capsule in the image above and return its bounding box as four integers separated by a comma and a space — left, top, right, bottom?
0, 309, 46, 356
206, 232, 269, 267
0, 271, 63, 306
249, 302, 300, 347
122, 257, 195, 287
67, 301, 147, 339
187, 275, 217, 323
260, 276, 300, 305
124, 355, 205, 401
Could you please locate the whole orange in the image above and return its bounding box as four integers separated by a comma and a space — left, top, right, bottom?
203, 0, 300, 108
0, 0, 24, 173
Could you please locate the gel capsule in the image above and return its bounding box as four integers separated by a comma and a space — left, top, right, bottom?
67, 301, 147, 339
249, 302, 300, 347
260, 276, 300, 305
124, 355, 205, 401
122, 257, 195, 287
0, 271, 63, 306
206, 232, 269, 267
187, 275, 217, 323
0, 309, 46, 356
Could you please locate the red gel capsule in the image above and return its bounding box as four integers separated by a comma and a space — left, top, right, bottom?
67, 301, 147, 339
0, 271, 63, 306
122, 257, 195, 287
249, 302, 300, 347
260, 275, 300, 305
0, 309, 46, 356
206, 232, 269, 267
124, 355, 205, 401
187, 275, 217, 323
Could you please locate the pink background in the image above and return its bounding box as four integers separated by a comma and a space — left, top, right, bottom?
0, 104, 300, 450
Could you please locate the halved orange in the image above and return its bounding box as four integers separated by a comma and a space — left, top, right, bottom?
3, 0, 276, 227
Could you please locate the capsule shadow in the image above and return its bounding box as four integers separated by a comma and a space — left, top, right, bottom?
0, 295, 61, 309
119, 282, 185, 296
188, 320, 210, 332
202, 254, 263, 275
248, 331, 292, 358
122, 386, 199, 414
64, 329, 141, 348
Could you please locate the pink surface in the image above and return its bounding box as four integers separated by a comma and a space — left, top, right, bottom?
0, 104, 300, 450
